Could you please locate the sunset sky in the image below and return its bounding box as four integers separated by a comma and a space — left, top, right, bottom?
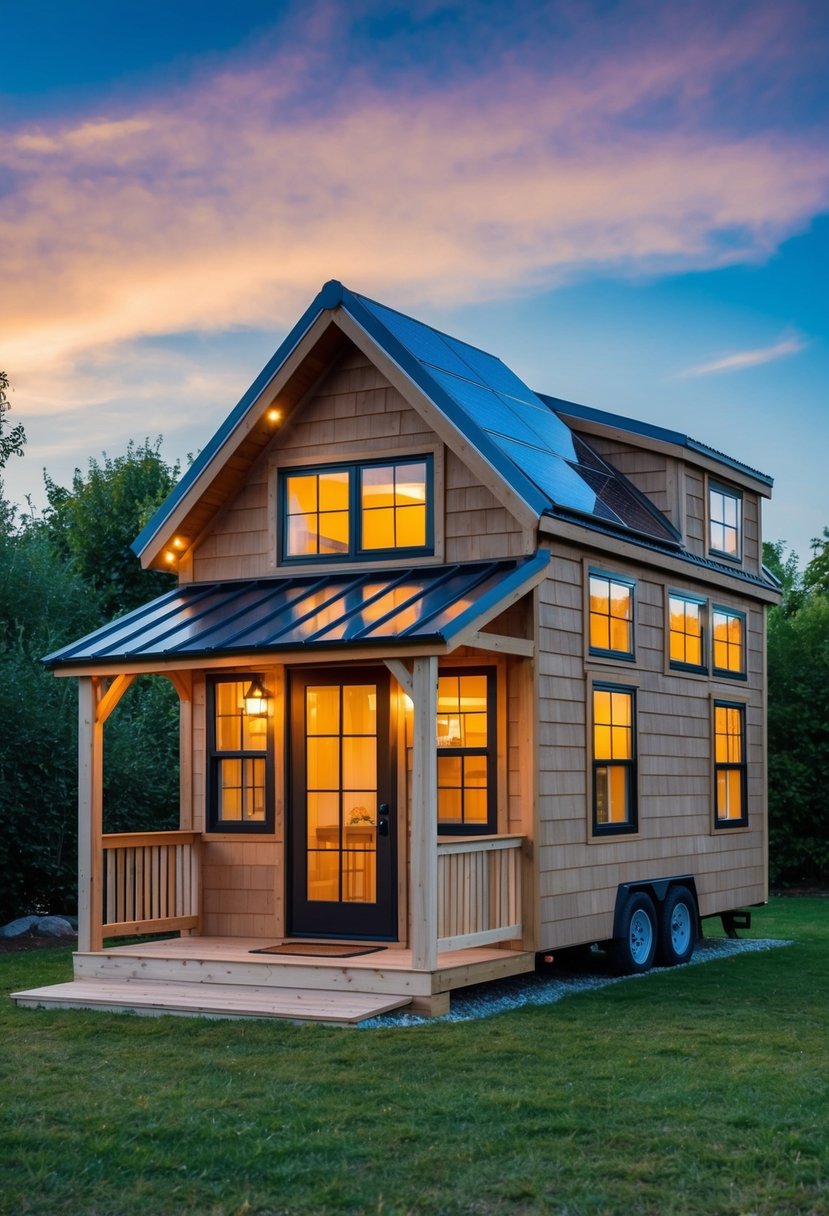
3, 0, 828, 563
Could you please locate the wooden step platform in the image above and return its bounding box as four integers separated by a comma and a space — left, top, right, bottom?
11, 978, 411, 1025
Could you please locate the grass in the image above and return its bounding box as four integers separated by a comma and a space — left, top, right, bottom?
1, 897, 827, 1216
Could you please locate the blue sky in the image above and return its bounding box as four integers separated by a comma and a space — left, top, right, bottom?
2, 0, 828, 563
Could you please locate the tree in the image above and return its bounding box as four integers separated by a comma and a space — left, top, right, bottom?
43, 437, 179, 619
0, 437, 183, 919
803, 527, 829, 598
0, 371, 25, 469
765, 531, 829, 887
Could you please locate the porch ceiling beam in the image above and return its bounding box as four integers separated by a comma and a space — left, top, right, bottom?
466, 631, 535, 657
50, 641, 450, 679
383, 658, 414, 699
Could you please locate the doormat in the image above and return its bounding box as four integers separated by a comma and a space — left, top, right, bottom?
250, 943, 385, 958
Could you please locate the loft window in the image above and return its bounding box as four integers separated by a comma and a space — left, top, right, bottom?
712, 607, 746, 678
207, 677, 273, 833
280, 457, 432, 562
714, 702, 747, 827
588, 571, 635, 660
709, 483, 742, 561
669, 593, 707, 671
592, 685, 637, 836
436, 669, 496, 834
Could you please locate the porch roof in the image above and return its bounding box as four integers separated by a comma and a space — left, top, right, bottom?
43, 552, 549, 670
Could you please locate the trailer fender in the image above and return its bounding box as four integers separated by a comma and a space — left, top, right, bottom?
612, 875, 700, 941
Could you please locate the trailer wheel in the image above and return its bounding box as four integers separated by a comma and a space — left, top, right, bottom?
657, 886, 697, 967
610, 891, 657, 975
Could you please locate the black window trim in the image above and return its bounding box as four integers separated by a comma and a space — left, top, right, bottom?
668, 588, 709, 674
207, 673, 275, 834
711, 603, 748, 682
713, 699, 748, 829
708, 479, 743, 564
436, 665, 498, 836
587, 567, 636, 662
278, 454, 435, 565
591, 681, 638, 838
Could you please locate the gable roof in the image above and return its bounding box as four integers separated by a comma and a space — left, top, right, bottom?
132, 280, 680, 568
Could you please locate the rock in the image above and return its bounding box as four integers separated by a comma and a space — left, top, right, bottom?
35, 915, 76, 938
0, 915, 41, 938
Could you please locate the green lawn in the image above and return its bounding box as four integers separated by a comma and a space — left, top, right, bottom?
2, 897, 827, 1216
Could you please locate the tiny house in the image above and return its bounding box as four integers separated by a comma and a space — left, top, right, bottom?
14, 281, 780, 1023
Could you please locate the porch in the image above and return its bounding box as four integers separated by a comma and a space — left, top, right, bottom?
12, 826, 533, 1023
13, 934, 535, 1024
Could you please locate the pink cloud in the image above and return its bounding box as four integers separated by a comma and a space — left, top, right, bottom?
1, 1, 827, 415
679, 335, 809, 377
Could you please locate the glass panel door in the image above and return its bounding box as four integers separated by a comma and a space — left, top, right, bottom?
290, 669, 395, 938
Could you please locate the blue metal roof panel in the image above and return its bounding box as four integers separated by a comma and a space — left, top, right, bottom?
43, 554, 550, 668
541, 394, 774, 487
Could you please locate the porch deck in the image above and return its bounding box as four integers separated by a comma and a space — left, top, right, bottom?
12, 935, 536, 1024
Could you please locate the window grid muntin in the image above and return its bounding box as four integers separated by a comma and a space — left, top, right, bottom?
435, 668, 497, 834
592, 684, 637, 836
709, 483, 742, 561
208, 676, 273, 833
714, 701, 747, 827
669, 592, 707, 671
279, 455, 434, 563
712, 606, 746, 678
588, 570, 635, 660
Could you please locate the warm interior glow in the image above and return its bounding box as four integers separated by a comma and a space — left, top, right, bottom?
306, 683, 378, 904
243, 677, 269, 717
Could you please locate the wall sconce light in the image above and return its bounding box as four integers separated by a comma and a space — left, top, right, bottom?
243, 677, 269, 716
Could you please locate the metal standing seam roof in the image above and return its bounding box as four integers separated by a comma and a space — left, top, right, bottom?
132, 280, 683, 562
43, 553, 550, 669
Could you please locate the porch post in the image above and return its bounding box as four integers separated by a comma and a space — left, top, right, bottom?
77, 677, 104, 952
410, 655, 438, 971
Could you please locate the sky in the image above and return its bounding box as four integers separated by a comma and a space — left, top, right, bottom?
2, 0, 828, 564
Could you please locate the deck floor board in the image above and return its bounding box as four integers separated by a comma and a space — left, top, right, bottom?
12, 979, 411, 1024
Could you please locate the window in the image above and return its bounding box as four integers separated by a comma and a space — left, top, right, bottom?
592, 685, 637, 835
436, 668, 496, 834
668, 593, 706, 671
714, 702, 747, 827
280, 456, 432, 562
588, 571, 635, 660
709, 483, 742, 560
712, 607, 745, 677
208, 677, 273, 833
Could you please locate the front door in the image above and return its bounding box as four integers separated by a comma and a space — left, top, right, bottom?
289, 668, 396, 938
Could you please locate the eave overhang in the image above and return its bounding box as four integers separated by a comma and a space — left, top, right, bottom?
44, 552, 549, 677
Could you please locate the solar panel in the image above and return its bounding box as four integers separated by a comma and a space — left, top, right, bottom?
356, 291, 680, 548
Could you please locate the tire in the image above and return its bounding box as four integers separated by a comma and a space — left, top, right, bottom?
657, 885, 697, 967
610, 891, 657, 975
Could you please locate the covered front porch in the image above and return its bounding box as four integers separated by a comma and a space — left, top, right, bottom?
15, 556, 545, 1023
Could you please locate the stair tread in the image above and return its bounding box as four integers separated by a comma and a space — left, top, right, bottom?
12, 979, 410, 1024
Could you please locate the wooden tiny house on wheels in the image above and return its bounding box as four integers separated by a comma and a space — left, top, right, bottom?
14, 280, 780, 1023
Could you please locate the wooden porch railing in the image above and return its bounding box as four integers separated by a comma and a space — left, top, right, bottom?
436, 834, 523, 952
102, 831, 200, 938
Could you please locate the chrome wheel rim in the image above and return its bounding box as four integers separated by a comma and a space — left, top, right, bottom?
670, 903, 693, 955
629, 909, 653, 964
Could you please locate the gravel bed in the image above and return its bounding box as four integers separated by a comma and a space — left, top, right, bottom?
359, 936, 792, 1028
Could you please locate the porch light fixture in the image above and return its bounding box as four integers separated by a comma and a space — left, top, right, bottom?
243, 677, 269, 716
